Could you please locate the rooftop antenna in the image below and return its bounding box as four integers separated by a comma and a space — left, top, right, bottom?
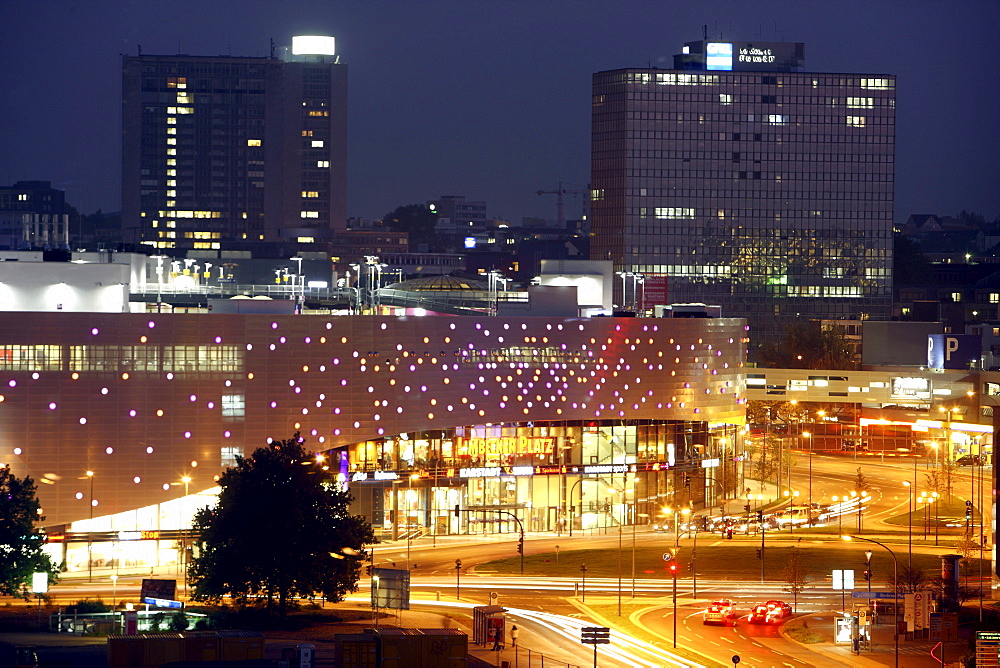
702, 24, 708, 40
270, 38, 275, 59
137, 44, 142, 56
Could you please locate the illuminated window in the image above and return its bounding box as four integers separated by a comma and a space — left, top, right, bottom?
166, 180, 177, 187
247, 139, 262, 147
655, 207, 695, 219
166, 190, 176, 197
300, 211, 319, 218
990, 293, 999, 304
307, 110, 329, 117
221, 446, 243, 466
176, 107, 193, 114
847, 116, 866, 127
166, 138, 176, 145
316, 160, 329, 168
176, 93, 192, 104
719, 93, 732, 105
166, 159, 177, 166
167, 117, 177, 125
767, 114, 788, 125
847, 97, 874, 109
301, 191, 319, 198
167, 169, 177, 176
301, 130, 313, 136
297, 236, 315, 243
167, 77, 187, 89
167, 127, 177, 135
193, 242, 221, 249
861, 78, 893, 90
17, 194, 28, 201
311, 140, 324, 148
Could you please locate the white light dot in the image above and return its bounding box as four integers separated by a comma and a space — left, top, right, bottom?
133, 476, 141, 483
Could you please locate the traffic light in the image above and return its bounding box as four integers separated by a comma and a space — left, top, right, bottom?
744, 503, 751, 513
517, 539, 524, 555
756, 548, 762, 559
756, 510, 764, 522
965, 501, 973, 521
365, 565, 372, 576
863, 570, 871, 581
454, 504, 460, 518
669, 563, 677, 576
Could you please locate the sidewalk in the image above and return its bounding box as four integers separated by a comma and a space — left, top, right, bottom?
779, 612, 968, 667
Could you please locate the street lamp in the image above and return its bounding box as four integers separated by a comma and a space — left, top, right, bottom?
902, 481, 913, 570
843, 535, 899, 668
803, 430, 814, 524
86, 470, 94, 582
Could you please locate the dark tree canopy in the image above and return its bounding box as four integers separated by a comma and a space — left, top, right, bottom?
188, 434, 375, 614
0, 466, 60, 598
756, 321, 857, 370
383, 204, 440, 251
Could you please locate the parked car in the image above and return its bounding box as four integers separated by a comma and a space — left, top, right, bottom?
956, 454, 983, 466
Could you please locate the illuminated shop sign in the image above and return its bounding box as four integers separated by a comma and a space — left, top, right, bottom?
582, 464, 630, 474
706, 42, 733, 70
458, 436, 555, 457
460, 467, 503, 478
373, 471, 398, 480
115, 530, 160, 541
701, 458, 721, 468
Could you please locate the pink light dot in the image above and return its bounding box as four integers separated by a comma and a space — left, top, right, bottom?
91, 328, 99, 335
166, 373, 174, 380
280, 336, 286, 343
224, 431, 231, 438
147, 321, 155, 329
353, 421, 360, 428
270, 401, 277, 408
215, 336, 222, 343
184, 431, 191, 438
8, 380, 15, 388
271, 322, 278, 329
79, 418, 87, 425
207, 402, 214, 409
146, 446, 154, 454
334, 428, 341, 435
189, 395, 197, 402
101, 388, 108, 394
31, 372, 39, 380
305, 337, 311, 343
105, 447, 114, 454
48, 402, 57, 410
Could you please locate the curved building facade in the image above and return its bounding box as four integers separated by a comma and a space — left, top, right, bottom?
0, 312, 746, 571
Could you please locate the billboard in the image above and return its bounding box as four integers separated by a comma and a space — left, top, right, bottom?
927, 334, 980, 369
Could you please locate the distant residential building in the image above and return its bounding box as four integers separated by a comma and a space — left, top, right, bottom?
429, 196, 487, 234
0, 181, 74, 250
590, 37, 895, 345
121, 36, 347, 255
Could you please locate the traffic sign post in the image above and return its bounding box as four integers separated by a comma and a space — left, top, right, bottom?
581, 626, 610, 668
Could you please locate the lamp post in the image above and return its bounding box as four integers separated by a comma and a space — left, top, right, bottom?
454, 559, 462, 599
902, 481, 913, 570
843, 535, 898, 668
181, 475, 191, 595
803, 430, 813, 525
865, 550, 873, 594
86, 470, 94, 582
832, 495, 843, 535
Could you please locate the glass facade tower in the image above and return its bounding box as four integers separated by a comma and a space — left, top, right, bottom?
591, 39, 895, 347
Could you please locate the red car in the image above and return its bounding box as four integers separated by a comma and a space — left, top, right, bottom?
749, 600, 792, 623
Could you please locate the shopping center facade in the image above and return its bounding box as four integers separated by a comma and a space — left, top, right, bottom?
0, 312, 748, 573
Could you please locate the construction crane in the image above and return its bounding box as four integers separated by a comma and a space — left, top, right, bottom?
536, 182, 587, 228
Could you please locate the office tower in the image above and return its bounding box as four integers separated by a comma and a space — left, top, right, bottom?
122, 36, 347, 253
0, 180, 73, 250
591, 39, 894, 345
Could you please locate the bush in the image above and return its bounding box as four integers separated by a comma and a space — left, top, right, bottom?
170, 611, 189, 631
65, 599, 110, 614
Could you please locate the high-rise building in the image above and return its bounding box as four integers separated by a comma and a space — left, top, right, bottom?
122, 36, 347, 254
590, 39, 895, 346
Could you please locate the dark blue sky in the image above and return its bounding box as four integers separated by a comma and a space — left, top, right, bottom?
2, 1, 998, 224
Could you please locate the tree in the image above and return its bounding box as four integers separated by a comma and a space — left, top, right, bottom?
0, 466, 60, 598
781, 547, 808, 613
853, 467, 869, 495
188, 434, 375, 615
383, 204, 440, 251
756, 321, 857, 370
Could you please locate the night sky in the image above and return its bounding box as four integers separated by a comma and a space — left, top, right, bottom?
2, 1, 998, 224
